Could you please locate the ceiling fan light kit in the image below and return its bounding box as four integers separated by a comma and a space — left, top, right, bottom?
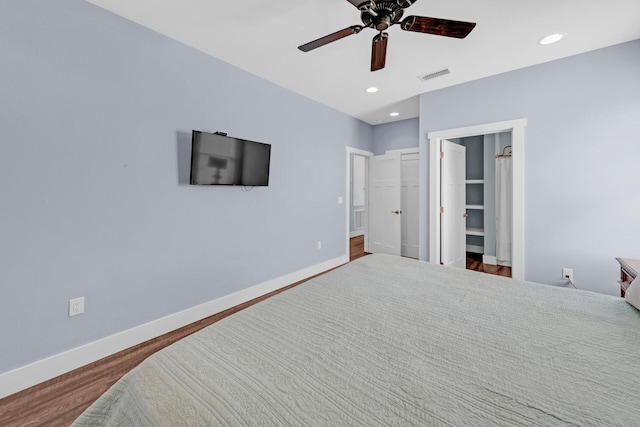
298, 0, 476, 71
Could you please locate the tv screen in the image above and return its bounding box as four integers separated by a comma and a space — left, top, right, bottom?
190, 131, 271, 186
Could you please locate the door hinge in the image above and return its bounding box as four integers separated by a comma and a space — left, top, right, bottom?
440, 206, 444, 214
440, 151, 444, 158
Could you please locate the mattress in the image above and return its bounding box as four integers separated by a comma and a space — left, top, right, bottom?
73, 254, 640, 426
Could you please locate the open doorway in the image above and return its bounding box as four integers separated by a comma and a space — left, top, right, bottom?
449, 133, 512, 278
345, 147, 419, 262
428, 119, 526, 281
346, 147, 373, 261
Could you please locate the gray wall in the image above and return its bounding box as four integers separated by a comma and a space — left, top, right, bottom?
419, 39, 640, 295
0, 0, 373, 373
372, 118, 419, 154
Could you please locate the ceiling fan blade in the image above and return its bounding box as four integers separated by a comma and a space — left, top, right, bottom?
298, 25, 363, 52
371, 32, 388, 72
401, 16, 476, 38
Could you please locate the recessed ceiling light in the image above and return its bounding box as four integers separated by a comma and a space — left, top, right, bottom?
539, 33, 564, 45
366, 87, 378, 93
389, 112, 399, 117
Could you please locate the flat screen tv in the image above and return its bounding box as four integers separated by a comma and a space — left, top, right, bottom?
190, 130, 271, 186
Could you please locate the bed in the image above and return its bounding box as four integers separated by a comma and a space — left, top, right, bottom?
72, 254, 640, 426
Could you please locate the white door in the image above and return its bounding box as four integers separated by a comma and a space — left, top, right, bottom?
401, 153, 419, 258
368, 152, 401, 255
440, 140, 466, 268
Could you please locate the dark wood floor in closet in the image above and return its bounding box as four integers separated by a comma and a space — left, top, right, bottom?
466, 252, 512, 278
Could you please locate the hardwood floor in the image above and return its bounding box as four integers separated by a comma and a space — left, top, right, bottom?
1, 240, 374, 427
350, 234, 367, 261
1, 241, 498, 427
466, 252, 512, 278
0, 271, 333, 427
350, 236, 510, 279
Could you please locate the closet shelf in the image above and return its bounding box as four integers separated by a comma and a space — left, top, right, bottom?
466, 204, 484, 210
465, 179, 484, 184
466, 227, 484, 236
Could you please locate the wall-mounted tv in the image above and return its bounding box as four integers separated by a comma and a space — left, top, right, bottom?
190, 130, 271, 186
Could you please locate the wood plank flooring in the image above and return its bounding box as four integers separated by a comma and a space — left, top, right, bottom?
350, 235, 510, 279
1, 238, 369, 426
1, 239, 505, 427
349, 234, 367, 261
0, 270, 334, 427
466, 252, 512, 278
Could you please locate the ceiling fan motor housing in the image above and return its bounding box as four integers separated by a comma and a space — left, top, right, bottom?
360, 1, 406, 31
354, 0, 417, 10
397, 0, 417, 7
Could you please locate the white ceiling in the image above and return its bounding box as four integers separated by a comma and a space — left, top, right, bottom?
86, 0, 640, 125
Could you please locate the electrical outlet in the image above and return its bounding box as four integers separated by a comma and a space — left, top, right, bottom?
562, 268, 573, 282
69, 297, 85, 317
317, 241, 322, 249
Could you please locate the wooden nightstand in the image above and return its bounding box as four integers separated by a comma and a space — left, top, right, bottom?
616, 257, 640, 297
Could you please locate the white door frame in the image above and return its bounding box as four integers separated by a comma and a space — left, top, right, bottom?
385, 148, 420, 156
428, 119, 526, 280
346, 147, 373, 257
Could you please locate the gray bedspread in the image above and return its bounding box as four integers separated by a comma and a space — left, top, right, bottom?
73, 254, 640, 426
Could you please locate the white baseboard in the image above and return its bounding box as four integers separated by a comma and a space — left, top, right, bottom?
0, 255, 348, 399
349, 230, 364, 238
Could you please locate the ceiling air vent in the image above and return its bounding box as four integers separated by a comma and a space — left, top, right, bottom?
418, 67, 451, 82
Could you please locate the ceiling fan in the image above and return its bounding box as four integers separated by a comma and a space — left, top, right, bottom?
298, 0, 476, 71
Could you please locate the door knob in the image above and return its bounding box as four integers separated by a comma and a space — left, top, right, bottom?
392, 210, 402, 214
